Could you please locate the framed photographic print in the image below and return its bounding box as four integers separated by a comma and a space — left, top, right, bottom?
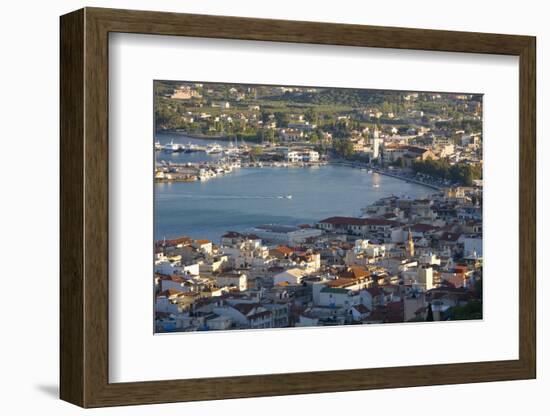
60, 7, 536, 408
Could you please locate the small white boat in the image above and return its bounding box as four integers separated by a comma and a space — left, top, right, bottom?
224, 139, 240, 155
163, 140, 184, 152
206, 143, 223, 154
224, 147, 240, 155
184, 143, 201, 153
285, 195, 293, 199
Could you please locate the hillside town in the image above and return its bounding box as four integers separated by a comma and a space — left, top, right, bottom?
155, 186, 482, 332
155, 82, 482, 188
154, 82, 483, 332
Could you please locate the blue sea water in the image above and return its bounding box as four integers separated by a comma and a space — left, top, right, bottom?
154, 133, 431, 243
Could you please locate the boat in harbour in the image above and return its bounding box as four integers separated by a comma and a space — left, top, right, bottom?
184, 143, 201, 153
224, 139, 241, 155
163, 140, 184, 152
206, 143, 223, 154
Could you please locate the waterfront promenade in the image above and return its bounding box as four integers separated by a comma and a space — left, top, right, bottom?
328, 160, 442, 191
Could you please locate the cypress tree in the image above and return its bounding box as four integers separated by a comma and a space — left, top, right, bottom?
426, 303, 434, 322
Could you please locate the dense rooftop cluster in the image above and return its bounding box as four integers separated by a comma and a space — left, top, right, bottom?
154, 186, 482, 332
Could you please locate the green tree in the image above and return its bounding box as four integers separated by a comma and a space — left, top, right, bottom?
309, 132, 320, 144
305, 108, 318, 124
448, 300, 482, 321
426, 303, 434, 322
249, 146, 264, 161
411, 158, 481, 186
265, 128, 275, 143
274, 112, 290, 128
333, 139, 355, 159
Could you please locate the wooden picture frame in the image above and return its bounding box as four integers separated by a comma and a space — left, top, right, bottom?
60, 7, 536, 408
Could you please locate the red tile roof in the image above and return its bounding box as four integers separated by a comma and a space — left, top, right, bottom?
339, 266, 370, 280
233, 303, 260, 316
160, 274, 185, 283
274, 245, 294, 255
157, 288, 183, 298
326, 278, 356, 288
157, 236, 192, 247
352, 304, 370, 314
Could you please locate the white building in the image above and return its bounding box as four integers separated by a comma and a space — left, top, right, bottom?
350, 304, 371, 321
289, 149, 318, 162
317, 287, 361, 308
159, 275, 189, 292
402, 266, 435, 292
222, 238, 271, 269
215, 272, 247, 291
294, 252, 321, 272
155, 290, 182, 314
154, 259, 178, 275
418, 252, 441, 266
345, 239, 386, 266
372, 136, 383, 159
198, 255, 228, 273
193, 239, 213, 255
154, 257, 200, 276
278, 147, 319, 162
318, 217, 399, 237
279, 129, 304, 142
251, 224, 323, 245
273, 268, 309, 285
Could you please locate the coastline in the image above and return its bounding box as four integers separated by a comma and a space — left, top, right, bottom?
328, 160, 442, 191
154, 159, 328, 183
156, 132, 442, 191
157, 130, 259, 142
156, 147, 441, 191
371, 168, 442, 191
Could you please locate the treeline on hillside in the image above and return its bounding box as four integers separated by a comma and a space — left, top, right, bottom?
411, 158, 482, 186
283, 89, 406, 109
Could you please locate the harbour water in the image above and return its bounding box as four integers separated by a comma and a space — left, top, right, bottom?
155, 132, 234, 164
154, 132, 433, 243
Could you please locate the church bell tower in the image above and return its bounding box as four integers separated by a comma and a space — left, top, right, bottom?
406, 228, 415, 257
